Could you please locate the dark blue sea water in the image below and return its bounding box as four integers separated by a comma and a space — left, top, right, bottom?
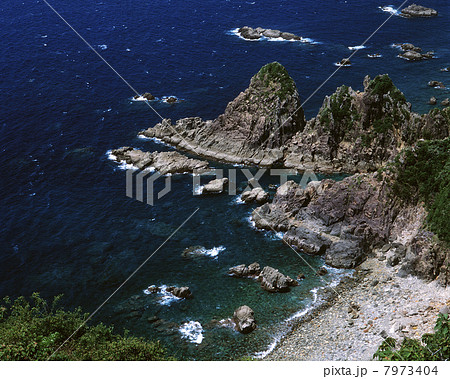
1, 0, 449, 360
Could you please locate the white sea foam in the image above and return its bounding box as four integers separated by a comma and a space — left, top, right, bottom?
232, 195, 245, 204
137, 135, 166, 146
253, 335, 281, 359
379, 5, 399, 15
334, 62, 352, 67
186, 246, 226, 258
106, 150, 155, 172
348, 45, 366, 50
179, 321, 204, 344
203, 246, 226, 257
130, 96, 158, 102
143, 285, 181, 306
97, 44, 108, 50
367, 53, 382, 58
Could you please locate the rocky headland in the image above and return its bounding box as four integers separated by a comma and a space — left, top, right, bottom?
139, 62, 449, 173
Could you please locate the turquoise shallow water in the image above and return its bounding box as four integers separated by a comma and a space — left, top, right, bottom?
0, 0, 448, 359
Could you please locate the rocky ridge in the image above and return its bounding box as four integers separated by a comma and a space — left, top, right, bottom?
139, 63, 449, 173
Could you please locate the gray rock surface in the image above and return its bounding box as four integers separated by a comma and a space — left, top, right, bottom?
110, 147, 209, 175
241, 187, 269, 204
258, 266, 297, 292
228, 262, 261, 278
400, 4, 438, 18
202, 178, 229, 194
233, 305, 257, 334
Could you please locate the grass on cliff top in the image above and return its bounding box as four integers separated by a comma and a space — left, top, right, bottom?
256, 61, 297, 100
0, 293, 171, 361
389, 138, 450, 243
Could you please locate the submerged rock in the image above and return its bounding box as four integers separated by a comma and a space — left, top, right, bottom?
233, 305, 257, 334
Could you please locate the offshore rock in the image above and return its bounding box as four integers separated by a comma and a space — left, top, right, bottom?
233, 305, 257, 334
238, 26, 305, 42
139, 62, 305, 166
400, 4, 438, 18
258, 266, 297, 292
228, 262, 261, 278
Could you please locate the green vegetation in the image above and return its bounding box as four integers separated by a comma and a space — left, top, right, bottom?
367, 74, 406, 105
0, 293, 171, 361
256, 62, 297, 100
374, 313, 450, 361
319, 85, 360, 141
391, 138, 450, 243
373, 117, 394, 134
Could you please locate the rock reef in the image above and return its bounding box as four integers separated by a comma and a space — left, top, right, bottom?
237, 26, 310, 42
109, 147, 209, 175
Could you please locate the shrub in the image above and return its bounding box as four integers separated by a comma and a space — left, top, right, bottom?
0, 293, 171, 361
374, 313, 450, 361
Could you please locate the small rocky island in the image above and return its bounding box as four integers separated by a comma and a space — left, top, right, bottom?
400, 4, 438, 18
237, 26, 311, 42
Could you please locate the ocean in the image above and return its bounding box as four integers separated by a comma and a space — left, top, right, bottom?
0, 0, 448, 360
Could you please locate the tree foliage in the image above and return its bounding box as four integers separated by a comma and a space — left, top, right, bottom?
0, 293, 171, 361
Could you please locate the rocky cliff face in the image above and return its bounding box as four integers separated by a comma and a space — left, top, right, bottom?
139, 62, 305, 166
284, 75, 450, 173
252, 170, 449, 285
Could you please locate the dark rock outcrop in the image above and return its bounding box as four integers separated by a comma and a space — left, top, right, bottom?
283, 227, 332, 255
109, 147, 209, 175
400, 4, 438, 18
233, 305, 257, 334
139, 62, 305, 166
283, 75, 449, 173
167, 286, 193, 299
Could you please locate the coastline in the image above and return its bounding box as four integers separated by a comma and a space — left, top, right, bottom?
263, 256, 449, 361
